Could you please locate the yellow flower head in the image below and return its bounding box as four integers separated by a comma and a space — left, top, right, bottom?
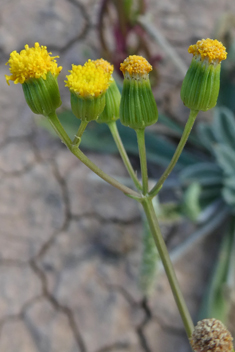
65, 60, 111, 98
188, 38, 227, 64
120, 55, 152, 78
5, 42, 62, 85
93, 58, 114, 75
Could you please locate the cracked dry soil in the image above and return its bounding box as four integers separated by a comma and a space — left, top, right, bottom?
0, 0, 235, 351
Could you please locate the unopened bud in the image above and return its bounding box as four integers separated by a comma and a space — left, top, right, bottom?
119, 55, 158, 130
181, 38, 227, 111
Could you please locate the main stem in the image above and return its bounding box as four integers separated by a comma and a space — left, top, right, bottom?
47, 112, 141, 199
142, 197, 194, 338
136, 128, 148, 195
108, 121, 142, 191
149, 109, 198, 198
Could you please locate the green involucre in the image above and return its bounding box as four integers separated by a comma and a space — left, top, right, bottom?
181, 58, 221, 111
97, 79, 121, 124
70, 91, 105, 122
120, 77, 158, 130
22, 71, 62, 116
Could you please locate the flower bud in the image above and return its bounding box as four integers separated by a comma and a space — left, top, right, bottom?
190, 319, 233, 352
181, 38, 227, 111
65, 60, 111, 122
22, 72, 61, 116
97, 78, 121, 124
70, 92, 105, 122
119, 55, 158, 130
5, 42, 62, 116
92, 59, 121, 124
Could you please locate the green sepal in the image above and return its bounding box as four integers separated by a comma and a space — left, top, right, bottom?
120, 76, 158, 130
70, 91, 105, 122
97, 79, 121, 124
181, 58, 221, 111
22, 72, 62, 116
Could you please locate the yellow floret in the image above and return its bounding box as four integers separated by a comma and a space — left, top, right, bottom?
5, 42, 62, 85
188, 38, 227, 63
65, 60, 111, 98
120, 55, 153, 76
120, 55, 152, 76
93, 58, 114, 75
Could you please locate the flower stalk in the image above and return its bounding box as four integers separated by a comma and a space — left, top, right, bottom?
136, 128, 149, 195
149, 109, 198, 199
72, 120, 89, 148
108, 121, 142, 191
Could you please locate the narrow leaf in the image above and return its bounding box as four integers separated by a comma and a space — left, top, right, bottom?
196, 122, 217, 153
199, 219, 235, 323
213, 107, 235, 149
182, 182, 201, 222
180, 162, 223, 187
214, 144, 235, 176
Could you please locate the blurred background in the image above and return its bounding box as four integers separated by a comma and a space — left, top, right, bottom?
0, 0, 235, 351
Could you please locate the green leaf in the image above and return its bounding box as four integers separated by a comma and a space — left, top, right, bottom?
199, 185, 222, 202
199, 219, 235, 323
169, 204, 229, 263
182, 182, 201, 222
180, 162, 223, 187
222, 187, 235, 207
196, 122, 217, 153
224, 176, 235, 191
157, 202, 182, 223
142, 126, 199, 168
218, 65, 235, 112
158, 114, 204, 147
198, 190, 222, 213
214, 144, 235, 176
212, 107, 235, 149
223, 176, 235, 207
158, 114, 185, 137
